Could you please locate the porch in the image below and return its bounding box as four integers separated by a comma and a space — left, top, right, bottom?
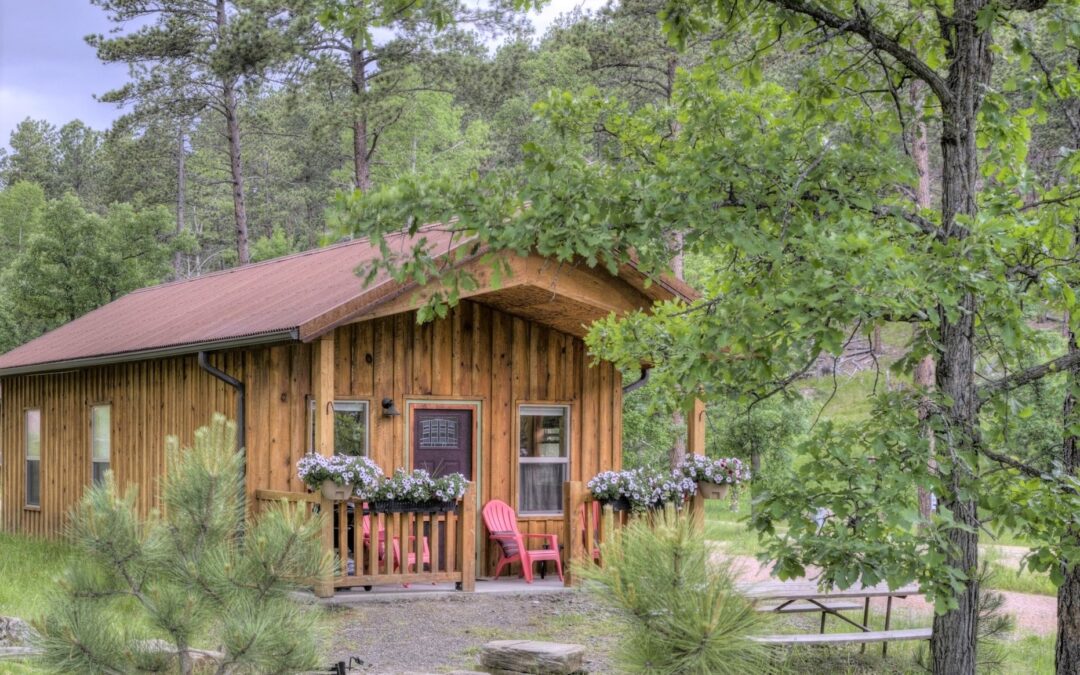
256, 473, 711, 598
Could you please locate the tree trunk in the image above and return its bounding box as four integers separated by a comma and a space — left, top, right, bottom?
351, 43, 372, 192
1056, 291, 1080, 675
670, 230, 686, 469
174, 126, 187, 278
929, 1, 993, 670
217, 0, 250, 266
911, 81, 937, 519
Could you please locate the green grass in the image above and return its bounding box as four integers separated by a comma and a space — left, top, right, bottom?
0, 533, 73, 621
704, 497, 765, 556
983, 547, 1056, 596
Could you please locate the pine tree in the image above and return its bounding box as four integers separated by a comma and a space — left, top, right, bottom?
35, 415, 328, 675
577, 508, 766, 674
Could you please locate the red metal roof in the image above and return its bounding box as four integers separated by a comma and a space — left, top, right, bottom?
0, 226, 694, 375
0, 228, 461, 373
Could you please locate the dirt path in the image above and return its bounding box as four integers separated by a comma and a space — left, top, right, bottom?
324, 593, 618, 674
713, 547, 1057, 636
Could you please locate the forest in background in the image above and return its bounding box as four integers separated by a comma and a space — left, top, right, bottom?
0, 0, 763, 469
0, 0, 1073, 472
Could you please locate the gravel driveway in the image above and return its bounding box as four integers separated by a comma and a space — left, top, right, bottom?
323, 592, 618, 674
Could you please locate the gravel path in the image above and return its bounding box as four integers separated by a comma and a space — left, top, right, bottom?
324, 593, 618, 674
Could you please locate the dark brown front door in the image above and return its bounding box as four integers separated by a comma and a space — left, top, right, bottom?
412, 408, 473, 479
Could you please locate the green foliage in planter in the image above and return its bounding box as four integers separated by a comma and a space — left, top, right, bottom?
35, 415, 329, 674
577, 507, 767, 674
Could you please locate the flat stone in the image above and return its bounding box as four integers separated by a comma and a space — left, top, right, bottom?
479, 640, 585, 675
0, 617, 36, 647
0, 646, 42, 661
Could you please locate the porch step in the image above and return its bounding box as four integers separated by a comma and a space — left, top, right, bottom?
480, 640, 585, 675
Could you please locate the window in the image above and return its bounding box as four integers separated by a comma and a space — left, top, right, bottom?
333, 401, 369, 457
518, 405, 569, 514
25, 410, 40, 508
91, 405, 111, 485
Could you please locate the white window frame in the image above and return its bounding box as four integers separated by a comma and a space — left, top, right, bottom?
25, 409, 40, 508
517, 404, 570, 516
332, 400, 370, 457
91, 404, 111, 485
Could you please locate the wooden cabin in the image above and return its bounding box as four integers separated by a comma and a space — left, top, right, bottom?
0, 229, 694, 582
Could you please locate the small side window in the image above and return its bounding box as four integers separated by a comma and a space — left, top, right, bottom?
333, 401, 369, 457
25, 409, 41, 507
91, 405, 111, 485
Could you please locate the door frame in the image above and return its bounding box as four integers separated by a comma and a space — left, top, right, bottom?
403, 398, 483, 514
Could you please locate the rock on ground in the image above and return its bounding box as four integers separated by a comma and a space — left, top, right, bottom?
479, 640, 585, 675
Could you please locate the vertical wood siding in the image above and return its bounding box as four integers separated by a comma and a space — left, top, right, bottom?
329, 301, 622, 573
1, 300, 622, 578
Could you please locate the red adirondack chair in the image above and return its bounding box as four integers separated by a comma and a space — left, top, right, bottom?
578, 500, 602, 562
482, 499, 563, 583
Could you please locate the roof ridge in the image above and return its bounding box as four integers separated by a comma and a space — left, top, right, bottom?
128, 234, 377, 296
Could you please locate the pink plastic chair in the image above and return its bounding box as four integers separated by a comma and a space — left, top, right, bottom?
361, 512, 431, 582
482, 499, 563, 583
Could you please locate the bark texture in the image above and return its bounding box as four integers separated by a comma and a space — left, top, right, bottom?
930, 0, 993, 669
350, 41, 372, 192
174, 126, 187, 278
1057, 319, 1080, 675
217, 0, 250, 266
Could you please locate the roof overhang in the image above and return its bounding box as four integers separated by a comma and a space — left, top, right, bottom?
0, 329, 298, 377
303, 251, 693, 340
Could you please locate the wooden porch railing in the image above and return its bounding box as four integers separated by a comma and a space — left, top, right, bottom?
254, 483, 476, 597
562, 480, 706, 587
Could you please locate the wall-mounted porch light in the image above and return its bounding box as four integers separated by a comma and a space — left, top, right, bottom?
381, 397, 401, 417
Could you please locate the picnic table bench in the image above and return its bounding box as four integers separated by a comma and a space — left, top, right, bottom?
741, 580, 929, 655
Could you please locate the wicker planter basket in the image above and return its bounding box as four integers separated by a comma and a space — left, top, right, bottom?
696, 481, 730, 500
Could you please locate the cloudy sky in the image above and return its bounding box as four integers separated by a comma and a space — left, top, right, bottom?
0, 0, 599, 149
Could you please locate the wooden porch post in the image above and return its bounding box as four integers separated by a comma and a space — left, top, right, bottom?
688, 398, 707, 530
312, 334, 335, 598
563, 481, 586, 587
459, 482, 477, 591
312, 334, 335, 457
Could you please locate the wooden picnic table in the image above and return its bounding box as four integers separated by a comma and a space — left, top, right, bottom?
739, 580, 923, 656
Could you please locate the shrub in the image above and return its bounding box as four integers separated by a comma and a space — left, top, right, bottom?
577, 507, 767, 674
36, 415, 329, 674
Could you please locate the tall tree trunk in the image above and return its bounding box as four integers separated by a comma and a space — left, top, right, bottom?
930, 2, 993, 667
351, 43, 372, 192
174, 126, 187, 278
217, 0, 249, 266
670, 232, 687, 468
911, 80, 937, 519
1058, 324, 1080, 675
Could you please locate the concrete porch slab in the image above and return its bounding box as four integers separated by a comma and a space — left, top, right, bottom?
298, 577, 571, 606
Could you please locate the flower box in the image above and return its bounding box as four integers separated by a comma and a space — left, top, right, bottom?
600, 496, 633, 513
321, 480, 351, 501
695, 481, 729, 501
370, 499, 457, 514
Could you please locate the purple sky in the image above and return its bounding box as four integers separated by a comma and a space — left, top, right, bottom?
0, 1, 132, 146
0, 0, 597, 149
